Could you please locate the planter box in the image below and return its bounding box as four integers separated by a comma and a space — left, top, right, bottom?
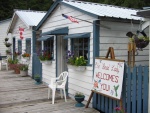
67, 65, 86, 71
23, 57, 30, 60
67, 65, 76, 70
40, 60, 52, 65
20, 70, 28, 76
75, 66, 86, 71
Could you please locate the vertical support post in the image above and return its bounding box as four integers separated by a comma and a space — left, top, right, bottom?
148, 22, 150, 113
32, 26, 36, 78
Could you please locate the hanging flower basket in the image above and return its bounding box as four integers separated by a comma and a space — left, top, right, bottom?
126, 31, 149, 50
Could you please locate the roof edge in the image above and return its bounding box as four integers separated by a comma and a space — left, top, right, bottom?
36, 0, 62, 31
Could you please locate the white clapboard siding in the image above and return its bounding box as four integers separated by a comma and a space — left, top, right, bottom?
11, 18, 33, 76
0, 19, 11, 56
100, 21, 149, 66
40, 3, 96, 101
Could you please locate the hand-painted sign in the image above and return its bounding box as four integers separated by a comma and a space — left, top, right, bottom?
93, 58, 124, 100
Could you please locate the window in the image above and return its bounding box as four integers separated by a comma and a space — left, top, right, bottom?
18, 40, 22, 54
72, 38, 89, 60
26, 39, 31, 54
44, 39, 54, 55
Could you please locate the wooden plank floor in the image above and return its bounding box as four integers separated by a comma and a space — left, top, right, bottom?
0, 70, 99, 113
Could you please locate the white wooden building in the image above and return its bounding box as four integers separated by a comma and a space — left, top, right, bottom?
35, 0, 149, 102
7, 10, 46, 76
0, 19, 11, 57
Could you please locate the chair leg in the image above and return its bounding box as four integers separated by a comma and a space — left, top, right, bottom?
63, 88, 67, 102
6, 65, 8, 71
52, 88, 56, 104
60, 89, 63, 98
48, 88, 50, 99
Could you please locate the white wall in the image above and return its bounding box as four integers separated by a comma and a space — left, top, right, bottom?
100, 21, 149, 66
39, 4, 96, 102
0, 19, 11, 56
39, 4, 149, 103
11, 18, 32, 76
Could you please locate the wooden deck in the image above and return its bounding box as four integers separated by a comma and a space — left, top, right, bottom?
0, 70, 99, 113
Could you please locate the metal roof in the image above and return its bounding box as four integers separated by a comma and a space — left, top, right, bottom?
16, 10, 46, 26
62, 0, 142, 20
7, 10, 46, 33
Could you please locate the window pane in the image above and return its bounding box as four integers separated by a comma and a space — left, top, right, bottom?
44, 39, 54, 55
18, 41, 22, 54
72, 38, 88, 60
26, 40, 31, 54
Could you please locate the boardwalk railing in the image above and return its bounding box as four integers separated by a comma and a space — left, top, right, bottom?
93, 65, 149, 113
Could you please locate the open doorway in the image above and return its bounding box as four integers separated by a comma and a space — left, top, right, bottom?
56, 35, 68, 77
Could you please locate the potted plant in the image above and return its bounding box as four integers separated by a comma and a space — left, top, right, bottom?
6, 50, 11, 55
34, 74, 41, 84
14, 52, 21, 59
126, 31, 149, 51
19, 64, 28, 76
39, 51, 53, 65
4, 42, 12, 47
67, 51, 87, 71
5, 37, 9, 41
22, 53, 30, 60
8, 58, 19, 71
74, 92, 85, 107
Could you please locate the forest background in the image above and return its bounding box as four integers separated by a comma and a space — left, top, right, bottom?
0, 0, 150, 21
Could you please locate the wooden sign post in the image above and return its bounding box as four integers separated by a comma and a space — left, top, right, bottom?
86, 47, 125, 110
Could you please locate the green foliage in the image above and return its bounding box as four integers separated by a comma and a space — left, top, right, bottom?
34, 74, 40, 79
39, 52, 53, 61
8, 58, 18, 64
19, 64, 28, 71
68, 56, 87, 66
0, 0, 54, 21
68, 57, 76, 65
1, 0, 150, 21
75, 92, 85, 97
75, 56, 87, 66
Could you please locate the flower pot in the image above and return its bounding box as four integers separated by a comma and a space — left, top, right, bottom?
74, 96, 85, 107
14, 68, 20, 74
34, 78, 41, 85
20, 70, 28, 76
75, 66, 86, 71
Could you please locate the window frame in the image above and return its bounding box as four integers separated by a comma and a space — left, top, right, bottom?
18, 40, 22, 54
26, 38, 31, 54
43, 38, 54, 59
71, 37, 90, 65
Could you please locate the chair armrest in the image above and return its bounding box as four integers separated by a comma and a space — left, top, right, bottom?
50, 77, 59, 85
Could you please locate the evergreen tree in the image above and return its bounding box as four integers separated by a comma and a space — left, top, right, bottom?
0, 0, 150, 21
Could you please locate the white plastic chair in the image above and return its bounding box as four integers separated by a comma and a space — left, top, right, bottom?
48, 71, 68, 104
0, 58, 8, 71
